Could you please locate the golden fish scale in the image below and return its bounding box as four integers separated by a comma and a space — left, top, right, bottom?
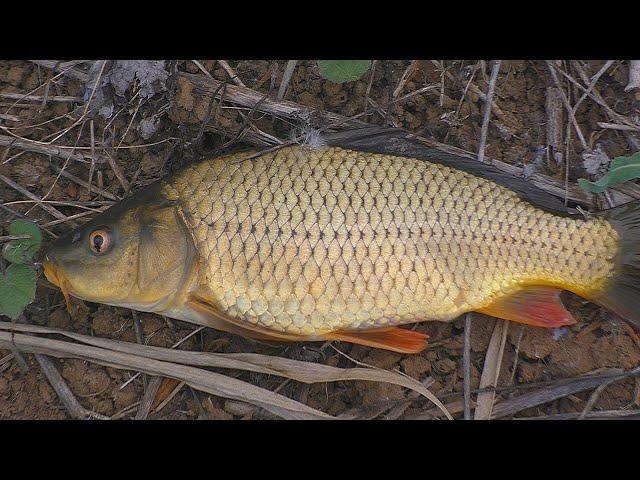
163, 146, 620, 336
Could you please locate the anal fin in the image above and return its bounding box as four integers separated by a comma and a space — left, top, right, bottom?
325, 327, 428, 354
477, 286, 576, 328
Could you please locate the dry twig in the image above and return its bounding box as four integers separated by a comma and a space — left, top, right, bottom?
0, 321, 452, 420
28, 60, 90, 83
277, 60, 298, 100
1, 92, 82, 104
0, 173, 73, 224
624, 60, 640, 92
0, 133, 109, 164
491, 367, 630, 419
35, 353, 108, 419
477, 60, 502, 164
463, 313, 472, 420
218, 60, 246, 87
474, 320, 508, 420
134, 376, 163, 420
545, 61, 588, 151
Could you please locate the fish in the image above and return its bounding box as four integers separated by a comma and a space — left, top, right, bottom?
42, 127, 640, 354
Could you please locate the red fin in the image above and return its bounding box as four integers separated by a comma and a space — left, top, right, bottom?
477, 286, 576, 328
325, 327, 428, 354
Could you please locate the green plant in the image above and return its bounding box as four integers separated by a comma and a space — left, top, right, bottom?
318, 60, 371, 83
0, 220, 42, 319
579, 151, 640, 193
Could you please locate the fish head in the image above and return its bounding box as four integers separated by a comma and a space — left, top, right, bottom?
43, 183, 195, 312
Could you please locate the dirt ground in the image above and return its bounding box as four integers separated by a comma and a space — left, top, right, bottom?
1, 60, 639, 420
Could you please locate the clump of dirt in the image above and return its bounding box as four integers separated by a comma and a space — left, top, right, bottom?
1, 60, 639, 420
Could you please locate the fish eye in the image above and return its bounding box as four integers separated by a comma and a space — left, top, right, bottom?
89, 229, 113, 255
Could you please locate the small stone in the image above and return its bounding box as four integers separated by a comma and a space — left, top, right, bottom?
518, 361, 543, 383
37, 381, 55, 404
203, 397, 233, 420
48, 308, 71, 329
401, 356, 432, 379
362, 349, 402, 369
434, 358, 457, 375
112, 385, 139, 411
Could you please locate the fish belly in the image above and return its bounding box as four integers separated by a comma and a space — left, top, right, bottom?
163, 146, 619, 336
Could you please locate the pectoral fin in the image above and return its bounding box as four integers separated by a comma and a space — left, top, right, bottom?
325, 327, 429, 354
477, 286, 576, 328
188, 287, 429, 352
187, 289, 307, 343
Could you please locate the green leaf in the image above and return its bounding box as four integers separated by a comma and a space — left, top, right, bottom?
318, 60, 371, 83
3, 220, 42, 264
578, 151, 640, 193
0, 263, 37, 320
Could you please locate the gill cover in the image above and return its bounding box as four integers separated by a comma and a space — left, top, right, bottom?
134, 194, 192, 299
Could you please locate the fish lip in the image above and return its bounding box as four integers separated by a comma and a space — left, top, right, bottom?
42, 258, 60, 288
42, 257, 73, 313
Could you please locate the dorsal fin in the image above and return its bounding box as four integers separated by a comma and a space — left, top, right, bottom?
323, 126, 573, 216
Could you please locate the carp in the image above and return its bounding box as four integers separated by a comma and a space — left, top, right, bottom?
43, 128, 640, 353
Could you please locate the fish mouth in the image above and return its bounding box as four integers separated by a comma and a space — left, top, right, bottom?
42, 258, 60, 287
43, 257, 73, 312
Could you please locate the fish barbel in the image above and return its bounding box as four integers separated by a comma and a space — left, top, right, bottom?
43, 128, 640, 353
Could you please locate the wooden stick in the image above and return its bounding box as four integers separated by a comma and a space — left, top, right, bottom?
597, 121, 640, 132
0, 329, 333, 420
518, 409, 640, 420
218, 60, 246, 87
393, 60, 420, 99
0, 113, 20, 122
29, 60, 89, 83
0, 133, 108, 164
152, 380, 185, 414
0, 173, 71, 222
624, 60, 640, 92
52, 165, 120, 201
572, 60, 615, 115
35, 353, 108, 419
546, 84, 565, 167
546, 61, 588, 151
0, 234, 31, 242
491, 367, 627, 419
463, 313, 472, 420
430, 60, 509, 122
103, 153, 129, 191
0, 92, 82, 104
277, 60, 298, 100
180, 72, 364, 128
474, 320, 508, 420
577, 376, 619, 419
134, 376, 163, 420
477, 60, 502, 164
